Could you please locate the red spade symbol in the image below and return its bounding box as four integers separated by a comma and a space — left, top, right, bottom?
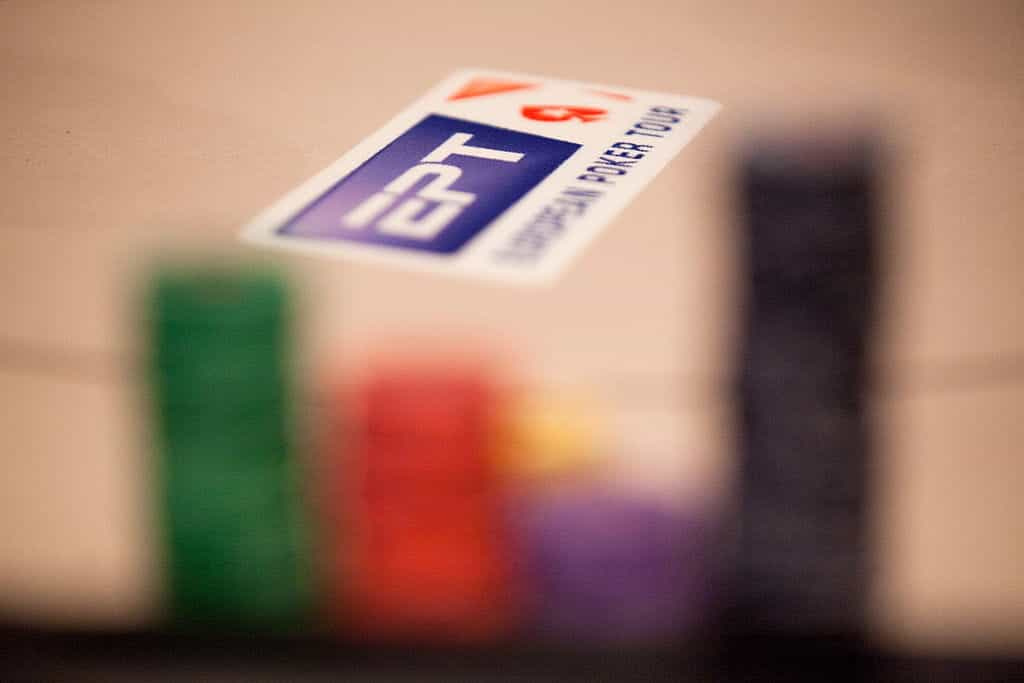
521, 105, 607, 123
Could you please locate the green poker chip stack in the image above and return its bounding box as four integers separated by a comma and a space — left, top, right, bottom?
148, 265, 310, 629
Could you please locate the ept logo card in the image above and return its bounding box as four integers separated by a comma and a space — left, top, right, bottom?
242, 69, 719, 285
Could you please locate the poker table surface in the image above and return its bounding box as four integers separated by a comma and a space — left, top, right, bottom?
1, 0, 1022, 660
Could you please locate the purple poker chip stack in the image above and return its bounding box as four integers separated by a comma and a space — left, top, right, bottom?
514, 488, 710, 645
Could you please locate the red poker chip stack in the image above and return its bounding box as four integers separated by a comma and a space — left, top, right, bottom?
330, 361, 515, 642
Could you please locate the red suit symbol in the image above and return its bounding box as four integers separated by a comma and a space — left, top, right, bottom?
587, 89, 633, 101
521, 105, 607, 123
448, 78, 536, 101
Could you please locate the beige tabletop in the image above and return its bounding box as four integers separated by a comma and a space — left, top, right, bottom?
1, 0, 1022, 655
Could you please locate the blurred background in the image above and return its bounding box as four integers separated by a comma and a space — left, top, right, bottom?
1, 0, 1022, 679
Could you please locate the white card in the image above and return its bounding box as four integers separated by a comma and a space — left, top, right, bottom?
241, 68, 719, 286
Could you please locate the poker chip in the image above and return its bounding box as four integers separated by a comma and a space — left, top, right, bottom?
335, 362, 514, 640
147, 265, 310, 628
513, 488, 710, 644
498, 390, 604, 481
733, 134, 878, 636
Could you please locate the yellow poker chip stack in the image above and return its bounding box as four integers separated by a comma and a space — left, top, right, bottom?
499, 390, 606, 482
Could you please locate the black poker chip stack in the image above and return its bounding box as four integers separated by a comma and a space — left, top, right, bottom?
731, 133, 880, 646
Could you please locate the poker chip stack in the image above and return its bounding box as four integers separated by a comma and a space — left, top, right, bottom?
148, 266, 310, 628
339, 362, 514, 641
498, 390, 603, 482
732, 133, 879, 640
515, 489, 709, 645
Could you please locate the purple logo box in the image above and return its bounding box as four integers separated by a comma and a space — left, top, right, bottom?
277, 115, 580, 254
